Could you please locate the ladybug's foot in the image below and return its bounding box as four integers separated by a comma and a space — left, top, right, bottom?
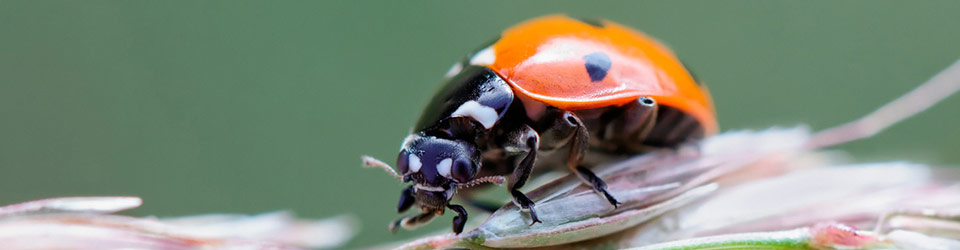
511, 189, 543, 225
388, 217, 403, 234
576, 166, 622, 208
599, 188, 621, 208
388, 212, 437, 233
527, 207, 542, 226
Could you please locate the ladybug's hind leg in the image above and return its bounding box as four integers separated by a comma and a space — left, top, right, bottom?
538, 108, 622, 208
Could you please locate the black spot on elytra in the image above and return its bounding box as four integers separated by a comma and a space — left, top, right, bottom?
583, 52, 612, 82
571, 16, 605, 28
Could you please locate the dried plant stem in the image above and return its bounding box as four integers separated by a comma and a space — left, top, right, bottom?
625, 228, 814, 250
874, 208, 960, 235
806, 59, 960, 149
625, 223, 893, 250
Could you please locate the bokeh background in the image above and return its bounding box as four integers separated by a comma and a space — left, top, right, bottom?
2, 1, 959, 248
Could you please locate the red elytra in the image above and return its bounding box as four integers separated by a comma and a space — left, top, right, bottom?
484, 15, 717, 135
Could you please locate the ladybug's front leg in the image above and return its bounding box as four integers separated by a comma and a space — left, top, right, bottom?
447, 204, 468, 234
541, 109, 622, 208
502, 124, 542, 225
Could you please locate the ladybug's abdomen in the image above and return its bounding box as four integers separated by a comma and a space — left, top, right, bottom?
569, 102, 706, 154
640, 105, 706, 148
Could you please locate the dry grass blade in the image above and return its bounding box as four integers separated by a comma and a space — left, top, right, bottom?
0, 196, 141, 217
0, 197, 357, 249
391, 127, 816, 249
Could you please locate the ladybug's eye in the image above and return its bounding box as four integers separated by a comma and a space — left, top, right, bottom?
450, 158, 475, 183
396, 151, 410, 174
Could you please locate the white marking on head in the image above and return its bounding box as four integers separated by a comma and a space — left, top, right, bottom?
408, 154, 422, 173
444, 62, 463, 78
415, 184, 445, 192
450, 101, 499, 128
503, 146, 524, 154
469, 46, 495, 66
436, 158, 452, 178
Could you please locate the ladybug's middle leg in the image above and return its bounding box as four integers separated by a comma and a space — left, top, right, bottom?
500, 123, 543, 225
538, 108, 622, 208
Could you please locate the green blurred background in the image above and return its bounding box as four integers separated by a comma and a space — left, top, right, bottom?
2, 1, 959, 248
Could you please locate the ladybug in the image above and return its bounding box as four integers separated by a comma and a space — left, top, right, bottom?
364, 15, 717, 234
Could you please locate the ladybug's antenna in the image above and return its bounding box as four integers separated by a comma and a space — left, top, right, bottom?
806, 59, 960, 149
361, 155, 403, 180
458, 176, 506, 191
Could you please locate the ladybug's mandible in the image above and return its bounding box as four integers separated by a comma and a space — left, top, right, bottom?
366, 15, 717, 234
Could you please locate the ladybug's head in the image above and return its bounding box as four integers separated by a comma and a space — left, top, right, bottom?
362, 133, 503, 233
395, 134, 479, 210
